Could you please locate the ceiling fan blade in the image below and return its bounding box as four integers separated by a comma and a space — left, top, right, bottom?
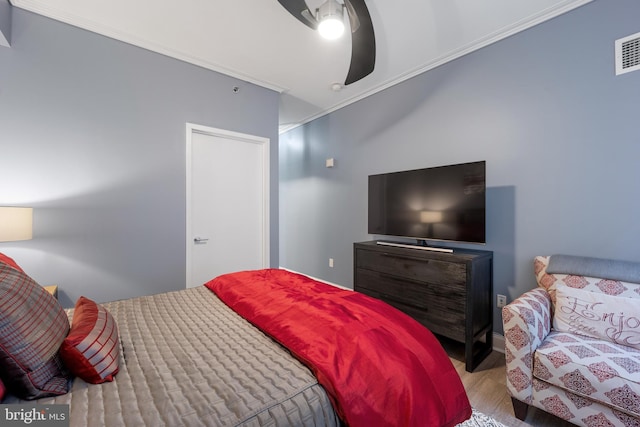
343, 0, 360, 33
300, 9, 318, 27
277, 0, 317, 30
343, 0, 376, 85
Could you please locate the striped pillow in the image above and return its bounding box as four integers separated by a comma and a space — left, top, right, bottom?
59, 296, 119, 384
0, 263, 70, 399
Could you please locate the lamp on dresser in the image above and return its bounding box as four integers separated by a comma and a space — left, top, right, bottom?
0, 206, 33, 242
0, 207, 56, 298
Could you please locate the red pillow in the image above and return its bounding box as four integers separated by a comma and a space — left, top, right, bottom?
0, 263, 70, 399
0, 252, 24, 272
59, 297, 120, 384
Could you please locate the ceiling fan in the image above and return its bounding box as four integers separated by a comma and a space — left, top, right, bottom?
277, 0, 376, 85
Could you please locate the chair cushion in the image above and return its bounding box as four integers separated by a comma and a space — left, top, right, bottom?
548, 254, 640, 284
59, 296, 120, 384
0, 263, 70, 399
534, 331, 640, 416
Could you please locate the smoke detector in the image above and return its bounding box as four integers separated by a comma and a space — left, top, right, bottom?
615, 32, 640, 75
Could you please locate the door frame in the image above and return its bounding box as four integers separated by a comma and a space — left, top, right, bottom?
185, 123, 270, 288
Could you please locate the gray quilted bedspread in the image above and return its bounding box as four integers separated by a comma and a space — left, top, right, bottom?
5, 286, 340, 427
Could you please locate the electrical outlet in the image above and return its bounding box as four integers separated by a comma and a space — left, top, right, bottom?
329, 258, 334, 268
497, 294, 507, 308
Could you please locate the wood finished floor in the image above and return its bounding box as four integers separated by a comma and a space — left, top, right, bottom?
449, 350, 574, 427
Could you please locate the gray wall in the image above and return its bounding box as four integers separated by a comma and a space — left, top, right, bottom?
279, 0, 640, 334
0, 8, 280, 307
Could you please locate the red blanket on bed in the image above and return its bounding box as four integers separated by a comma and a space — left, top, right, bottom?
205, 269, 471, 427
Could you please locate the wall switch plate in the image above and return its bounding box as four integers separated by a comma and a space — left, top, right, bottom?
497, 294, 507, 308
325, 158, 335, 168
329, 258, 334, 268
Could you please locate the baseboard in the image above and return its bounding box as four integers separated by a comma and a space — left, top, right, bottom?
279, 267, 351, 290
493, 332, 505, 353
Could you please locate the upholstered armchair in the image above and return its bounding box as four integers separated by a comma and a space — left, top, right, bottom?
502, 255, 640, 426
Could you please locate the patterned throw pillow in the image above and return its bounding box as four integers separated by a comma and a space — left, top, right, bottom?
0, 263, 71, 399
59, 296, 120, 384
554, 284, 640, 349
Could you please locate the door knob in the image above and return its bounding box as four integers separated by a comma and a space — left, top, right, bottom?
194, 237, 209, 244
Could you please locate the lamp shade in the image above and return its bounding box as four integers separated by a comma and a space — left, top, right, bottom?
0, 207, 33, 242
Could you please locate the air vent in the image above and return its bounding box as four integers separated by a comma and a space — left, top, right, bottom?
616, 32, 640, 75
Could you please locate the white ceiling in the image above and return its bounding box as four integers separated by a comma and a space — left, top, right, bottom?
11, 0, 591, 132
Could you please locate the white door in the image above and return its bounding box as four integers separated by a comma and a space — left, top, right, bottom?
186, 124, 269, 288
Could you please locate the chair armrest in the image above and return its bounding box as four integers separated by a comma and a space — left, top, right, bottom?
501, 287, 552, 403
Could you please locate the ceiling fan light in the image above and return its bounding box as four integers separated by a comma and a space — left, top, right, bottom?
318, 18, 345, 40
316, 0, 345, 40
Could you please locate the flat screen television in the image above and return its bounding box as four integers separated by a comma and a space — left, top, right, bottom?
368, 161, 486, 246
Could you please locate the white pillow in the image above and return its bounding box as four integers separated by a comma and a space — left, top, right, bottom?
554, 284, 640, 349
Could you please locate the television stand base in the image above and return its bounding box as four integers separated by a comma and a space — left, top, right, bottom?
376, 241, 454, 253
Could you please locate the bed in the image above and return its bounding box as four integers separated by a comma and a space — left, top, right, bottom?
0, 255, 472, 427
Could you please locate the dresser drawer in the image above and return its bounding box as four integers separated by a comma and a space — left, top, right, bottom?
355, 269, 465, 313
355, 248, 466, 285
356, 286, 465, 341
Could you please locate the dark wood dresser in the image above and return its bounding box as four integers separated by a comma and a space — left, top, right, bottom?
353, 241, 493, 372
